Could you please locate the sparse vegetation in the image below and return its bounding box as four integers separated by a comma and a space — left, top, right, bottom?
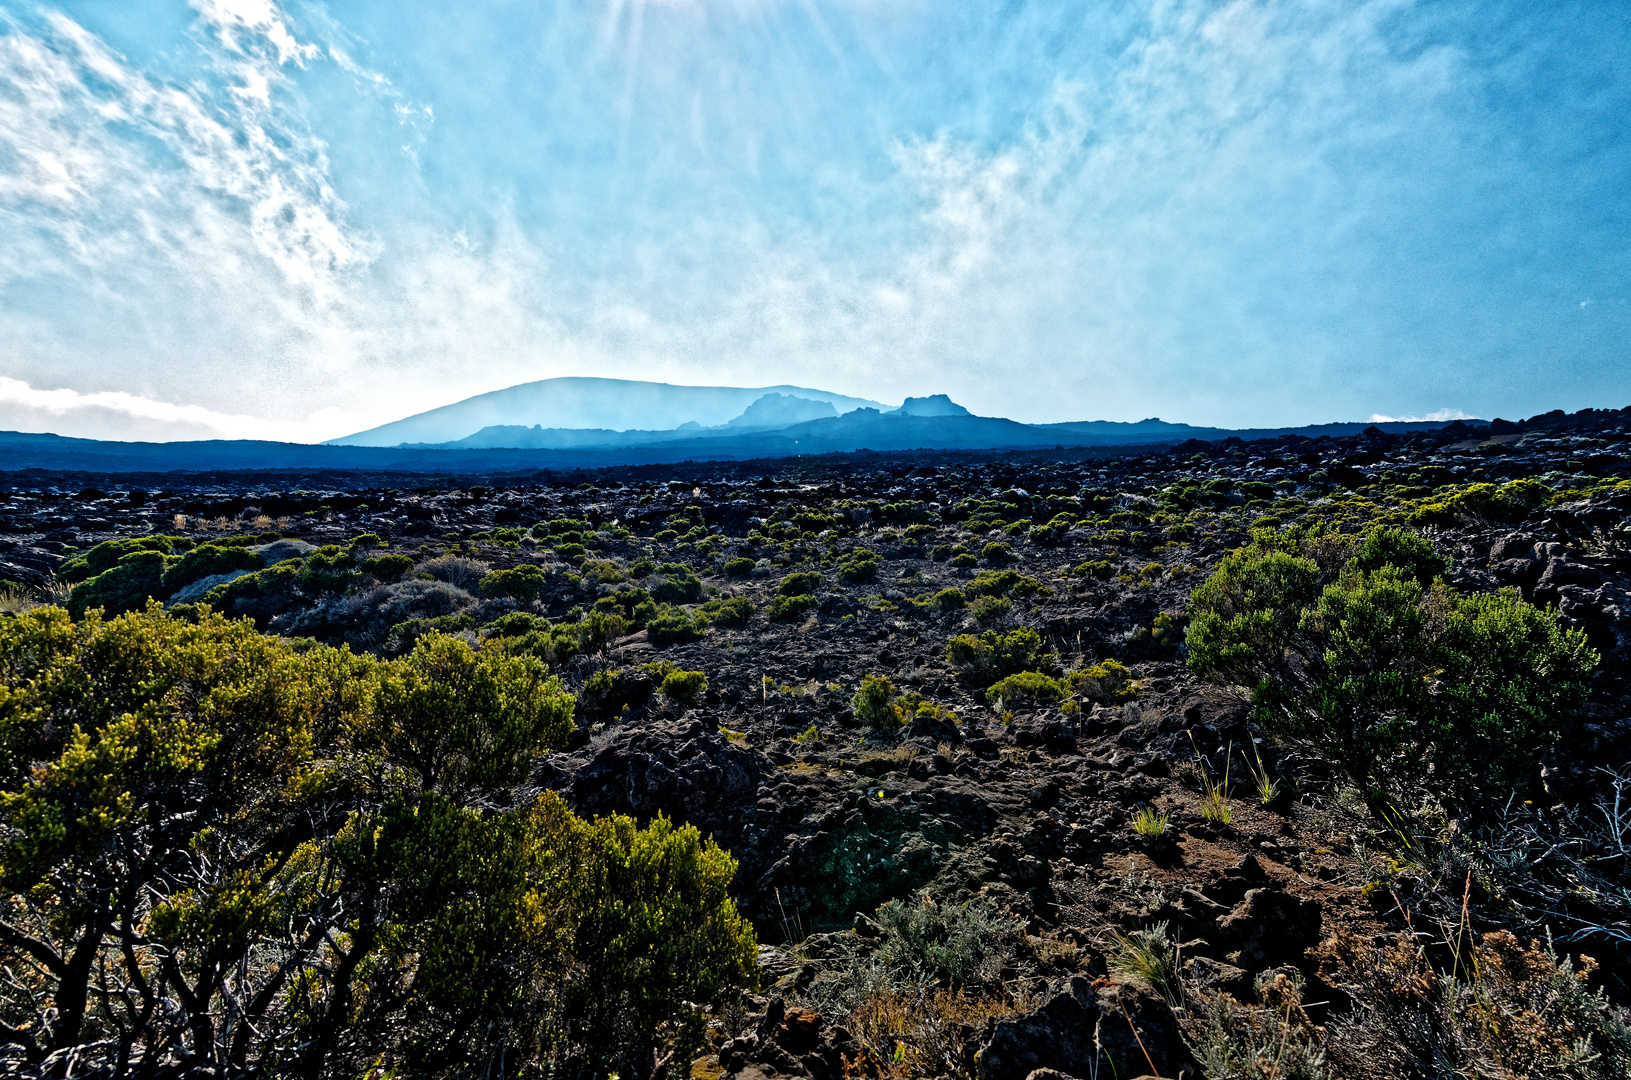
10, 406, 1631, 1078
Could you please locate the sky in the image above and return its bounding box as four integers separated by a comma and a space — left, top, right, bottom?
0, 0, 1628, 443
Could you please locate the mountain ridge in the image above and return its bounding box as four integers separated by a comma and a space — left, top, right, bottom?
328, 377, 888, 447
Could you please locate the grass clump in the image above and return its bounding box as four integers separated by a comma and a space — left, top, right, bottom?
1106, 922, 1178, 999
1132, 805, 1171, 840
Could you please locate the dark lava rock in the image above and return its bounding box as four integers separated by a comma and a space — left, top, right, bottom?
1218, 887, 1323, 970
719, 999, 861, 1080
976, 977, 1195, 1080
544, 714, 764, 854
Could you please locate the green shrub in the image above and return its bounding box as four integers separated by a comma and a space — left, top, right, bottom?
650, 562, 703, 604
646, 605, 706, 646
946, 628, 1048, 685
929, 544, 952, 562
581, 559, 624, 585
965, 569, 1051, 599
363, 553, 416, 582
837, 548, 881, 584
724, 556, 756, 577
697, 595, 753, 627
767, 593, 818, 622
949, 552, 978, 569
57, 536, 173, 584
1186, 530, 1597, 805
161, 542, 263, 593
1067, 659, 1139, 703
296, 543, 366, 594
932, 587, 966, 612
981, 542, 1016, 564
68, 550, 169, 617
1348, 526, 1449, 586
0, 607, 751, 1079
553, 542, 588, 563
778, 571, 824, 596
199, 558, 306, 625
658, 668, 708, 708
388, 613, 480, 654
969, 595, 1012, 623
1073, 559, 1113, 580
479, 564, 550, 601
852, 674, 901, 729
986, 670, 1066, 708
849, 675, 955, 732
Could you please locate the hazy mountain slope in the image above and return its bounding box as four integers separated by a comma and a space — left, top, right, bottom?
328, 378, 886, 447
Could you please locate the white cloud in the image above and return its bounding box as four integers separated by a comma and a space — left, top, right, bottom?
0, 376, 366, 442
1368, 408, 1473, 423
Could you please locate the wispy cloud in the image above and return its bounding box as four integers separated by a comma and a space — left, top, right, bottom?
1369, 409, 1473, 423
0, 0, 1626, 440
0, 376, 364, 442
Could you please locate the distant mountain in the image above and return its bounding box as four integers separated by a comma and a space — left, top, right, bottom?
891, 394, 971, 417
726, 393, 837, 428
426, 403, 1483, 456
0, 398, 1490, 474
329, 378, 886, 447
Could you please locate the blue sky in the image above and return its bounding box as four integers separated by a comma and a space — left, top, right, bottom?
0, 0, 1627, 441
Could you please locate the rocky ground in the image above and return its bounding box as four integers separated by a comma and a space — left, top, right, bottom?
3, 406, 1630, 1079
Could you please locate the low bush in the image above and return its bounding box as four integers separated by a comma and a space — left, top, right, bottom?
553, 542, 588, 563
964, 569, 1051, 599
1186, 526, 1597, 805
852, 673, 901, 730
1324, 930, 1631, 1079
724, 556, 756, 577
837, 548, 881, 584
649, 562, 704, 604
986, 670, 1066, 708
363, 552, 415, 582
1068, 658, 1139, 703
419, 555, 492, 591
0, 608, 752, 1078
697, 595, 753, 626
56, 536, 174, 584
969, 596, 1012, 623
946, 628, 1048, 685
646, 604, 706, 646
851, 674, 957, 731
767, 593, 818, 622
479, 563, 549, 601
67, 549, 168, 618
777, 571, 824, 596
161, 541, 264, 593
981, 541, 1016, 564
657, 667, 708, 708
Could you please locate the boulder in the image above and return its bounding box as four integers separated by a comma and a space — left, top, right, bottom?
1218, 888, 1322, 970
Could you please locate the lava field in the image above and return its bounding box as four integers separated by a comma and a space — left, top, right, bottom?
4, 406, 1631, 1079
